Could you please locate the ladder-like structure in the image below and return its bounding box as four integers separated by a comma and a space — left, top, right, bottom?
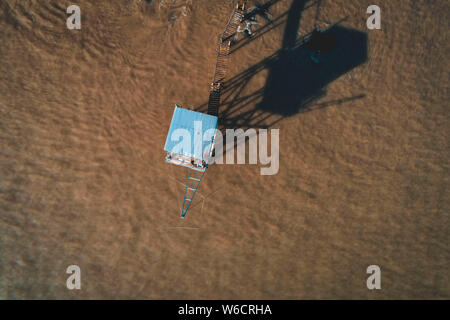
181, 168, 205, 218
181, 1, 247, 218
208, 3, 246, 116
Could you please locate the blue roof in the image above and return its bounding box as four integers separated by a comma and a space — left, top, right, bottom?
164, 105, 218, 161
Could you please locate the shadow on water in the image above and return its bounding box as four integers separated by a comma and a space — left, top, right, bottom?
195, 0, 369, 131
257, 24, 368, 117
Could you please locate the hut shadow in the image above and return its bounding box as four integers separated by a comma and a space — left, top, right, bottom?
216, 23, 368, 131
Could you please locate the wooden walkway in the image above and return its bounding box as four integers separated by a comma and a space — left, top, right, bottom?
207, 5, 245, 117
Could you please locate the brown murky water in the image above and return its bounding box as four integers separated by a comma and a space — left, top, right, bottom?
0, 0, 448, 299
